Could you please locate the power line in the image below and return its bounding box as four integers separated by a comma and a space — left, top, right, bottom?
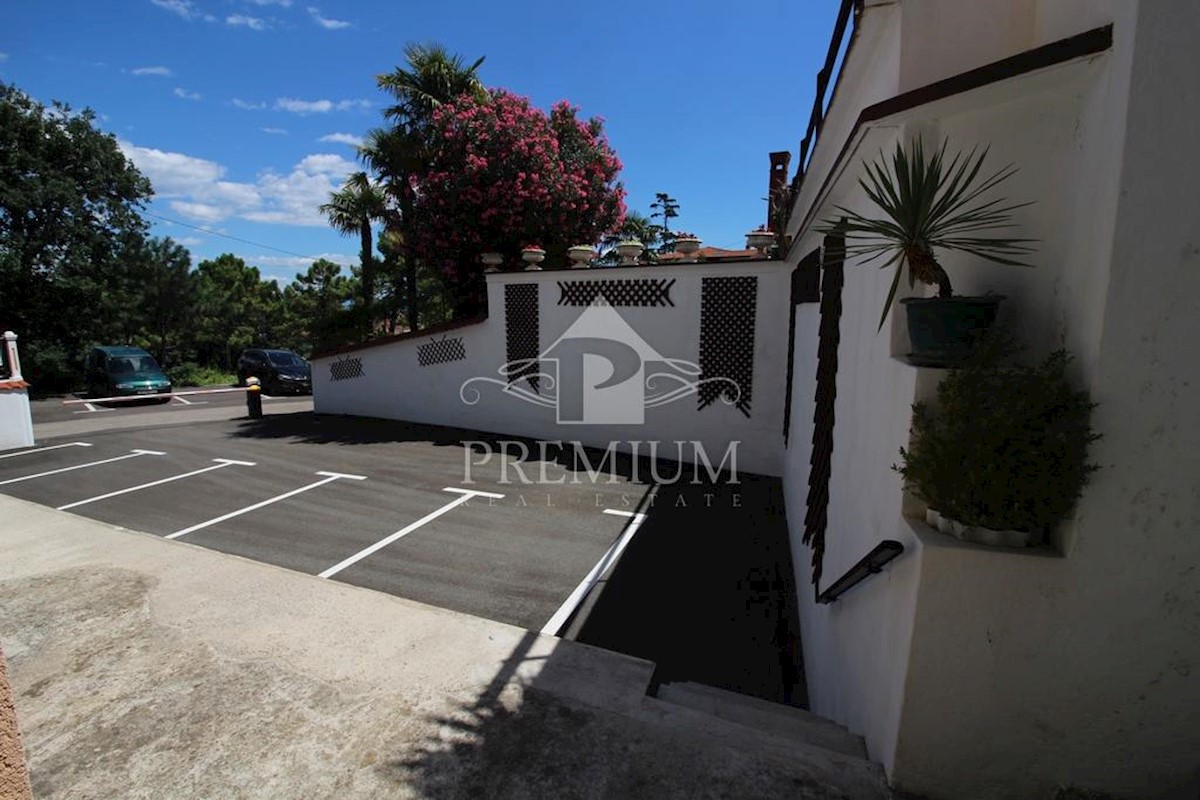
141, 209, 327, 260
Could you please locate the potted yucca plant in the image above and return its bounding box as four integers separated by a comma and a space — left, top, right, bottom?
820, 138, 1036, 365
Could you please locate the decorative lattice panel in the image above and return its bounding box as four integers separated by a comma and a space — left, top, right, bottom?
330, 357, 364, 381
417, 337, 466, 367
505, 283, 540, 391
698, 276, 757, 417
805, 233, 846, 591
556, 278, 675, 307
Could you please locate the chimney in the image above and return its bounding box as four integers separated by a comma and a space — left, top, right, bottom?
767, 151, 791, 230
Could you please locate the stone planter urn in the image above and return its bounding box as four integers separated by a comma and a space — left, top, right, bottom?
616, 240, 644, 266
674, 237, 702, 262
746, 229, 774, 254
521, 247, 546, 271
480, 252, 503, 273
568, 245, 594, 269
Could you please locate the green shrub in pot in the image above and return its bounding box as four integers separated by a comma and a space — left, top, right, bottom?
894, 328, 1101, 544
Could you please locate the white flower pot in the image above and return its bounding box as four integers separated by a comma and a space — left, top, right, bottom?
480, 252, 503, 273
568, 246, 593, 269
934, 513, 1036, 548
616, 241, 644, 266
746, 230, 774, 253
674, 238, 701, 262
521, 249, 546, 271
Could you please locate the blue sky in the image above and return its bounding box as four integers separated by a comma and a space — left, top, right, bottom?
1, 0, 842, 283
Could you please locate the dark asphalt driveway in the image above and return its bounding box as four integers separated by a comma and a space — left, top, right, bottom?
3, 409, 802, 704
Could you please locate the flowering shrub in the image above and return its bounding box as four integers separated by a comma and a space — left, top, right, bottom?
522, 244, 544, 252
674, 232, 699, 240
413, 90, 626, 278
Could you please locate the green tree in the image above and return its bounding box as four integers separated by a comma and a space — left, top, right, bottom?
364, 43, 486, 332
281, 258, 357, 352
649, 192, 680, 239
320, 171, 384, 328
127, 236, 195, 364
598, 211, 667, 264
193, 254, 279, 370
0, 81, 152, 388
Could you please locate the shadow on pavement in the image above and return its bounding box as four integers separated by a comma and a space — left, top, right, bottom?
379, 633, 833, 799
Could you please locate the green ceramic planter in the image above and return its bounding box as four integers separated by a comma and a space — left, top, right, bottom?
901, 295, 1004, 367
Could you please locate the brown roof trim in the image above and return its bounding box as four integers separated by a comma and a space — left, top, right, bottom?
311, 315, 488, 360
786, 23, 1114, 259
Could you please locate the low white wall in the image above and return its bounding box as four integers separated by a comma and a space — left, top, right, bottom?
0, 390, 34, 452
313, 259, 791, 477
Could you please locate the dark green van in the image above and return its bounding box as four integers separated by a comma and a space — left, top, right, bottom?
84, 346, 172, 400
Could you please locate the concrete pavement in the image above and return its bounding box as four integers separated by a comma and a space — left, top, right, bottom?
0, 493, 888, 798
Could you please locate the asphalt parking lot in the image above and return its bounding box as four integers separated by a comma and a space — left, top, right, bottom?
30, 385, 305, 425
3, 412, 643, 633
7, 403, 803, 703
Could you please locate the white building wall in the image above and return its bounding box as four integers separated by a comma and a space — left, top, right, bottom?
313, 260, 791, 477
784, 1, 1200, 797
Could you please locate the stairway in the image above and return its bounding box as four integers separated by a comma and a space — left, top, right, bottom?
642, 681, 889, 799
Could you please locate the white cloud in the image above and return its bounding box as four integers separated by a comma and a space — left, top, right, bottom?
119, 139, 355, 227
275, 97, 370, 115
176, 236, 205, 246
245, 0, 291, 5
244, 253, 356, 272
132, 65, 173, 76
174, 87, 202, 101
231, 98, 266, 110
151, 0, 198, 20
169, 201, 226, 222
226, 14, 267, 30
261, 127, 288, 135
307, 7, 350, 29
0, 53, 9, 62
318, 132, 362, 147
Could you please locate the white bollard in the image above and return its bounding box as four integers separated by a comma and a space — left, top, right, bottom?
2, 331, 21, 383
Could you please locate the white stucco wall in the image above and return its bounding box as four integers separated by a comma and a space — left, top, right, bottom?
784, 1, 1199, 797
0, 390, 35, 452
313, 260, 791, 477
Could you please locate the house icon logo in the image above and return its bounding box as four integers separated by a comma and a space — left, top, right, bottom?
460, 298, 740, 425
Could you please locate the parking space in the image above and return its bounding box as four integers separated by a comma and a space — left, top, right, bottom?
0, 412, 650, 635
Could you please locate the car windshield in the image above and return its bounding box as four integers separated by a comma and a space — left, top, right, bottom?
266, 351, 305, 366
108, 355, 159, 374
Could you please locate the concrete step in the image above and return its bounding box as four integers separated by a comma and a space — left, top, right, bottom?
656, 681, 867, 759
636, 696, 889, 800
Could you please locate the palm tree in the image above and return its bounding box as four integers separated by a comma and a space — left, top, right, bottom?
598, 211, 665, 264
320, 171, 385, 324
377, 43, 486, 129
367, 43, 486, 330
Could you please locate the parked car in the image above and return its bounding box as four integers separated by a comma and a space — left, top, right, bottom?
237, 349, 312, 395
84, 346, 172, 401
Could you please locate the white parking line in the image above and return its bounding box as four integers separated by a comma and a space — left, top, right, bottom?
318, 486, 505, 579
171, 395, 194, 405
57, 458, 257, 511
0, 449, 166, 486
0, 442, 92, 460
540, 508, 650, 637
165, 470, 367, 540
77, 402, 114, 414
